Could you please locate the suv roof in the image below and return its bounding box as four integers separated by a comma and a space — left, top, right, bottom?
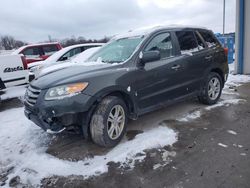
115, 25, 210, 40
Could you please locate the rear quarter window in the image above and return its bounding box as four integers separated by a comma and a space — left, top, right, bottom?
198, 30, 220, 48
176, 31, 198, 54
42, 45, 59, 56
194, 32, 206, 50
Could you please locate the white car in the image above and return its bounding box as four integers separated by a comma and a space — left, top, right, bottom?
30, 46, 102, 79
28, 43, 104, 69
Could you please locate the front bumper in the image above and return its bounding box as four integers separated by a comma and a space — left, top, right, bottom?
24, 92, 94, 133
0, 78, 6, 90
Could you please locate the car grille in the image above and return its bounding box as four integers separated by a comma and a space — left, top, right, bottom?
25, 85, 41, 106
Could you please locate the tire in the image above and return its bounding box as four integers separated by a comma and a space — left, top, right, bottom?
90, 96, 128, 147
198, 72, 223, 105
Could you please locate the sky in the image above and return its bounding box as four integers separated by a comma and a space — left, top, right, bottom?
0, 0, 236, 43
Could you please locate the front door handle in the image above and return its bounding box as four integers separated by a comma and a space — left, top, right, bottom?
171, 64, 181, 70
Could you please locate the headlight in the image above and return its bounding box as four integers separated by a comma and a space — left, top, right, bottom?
45, 82, 88, 100
30, 65, 43, 73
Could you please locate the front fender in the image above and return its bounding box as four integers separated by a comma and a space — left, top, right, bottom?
83, 85, 138, 117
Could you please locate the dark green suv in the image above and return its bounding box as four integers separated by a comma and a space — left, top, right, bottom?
24, 26, 229, 147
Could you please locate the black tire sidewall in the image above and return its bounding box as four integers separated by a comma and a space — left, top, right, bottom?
204, 72, 223, 105
91, 96, 128, 147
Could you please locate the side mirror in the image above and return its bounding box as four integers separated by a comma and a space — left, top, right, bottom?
139, 51, 161, 65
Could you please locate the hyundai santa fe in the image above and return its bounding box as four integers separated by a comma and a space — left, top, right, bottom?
24, 26, 229, 147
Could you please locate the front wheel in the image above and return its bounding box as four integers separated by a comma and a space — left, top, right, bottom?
198, 72, 223, 105
90, 96, 128, 147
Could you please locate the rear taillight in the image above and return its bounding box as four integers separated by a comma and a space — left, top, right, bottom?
224, 48, 228, 56
21, 55, 28, 70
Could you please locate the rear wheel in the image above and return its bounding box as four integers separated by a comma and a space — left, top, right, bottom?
90, 96, 128, 147
198, 72, 223, 105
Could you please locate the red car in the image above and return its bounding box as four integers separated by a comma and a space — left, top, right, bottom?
12, 42, 62, 65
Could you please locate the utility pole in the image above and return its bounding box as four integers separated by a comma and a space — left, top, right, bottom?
223, 0, 226, 35
48, 35, 52, 42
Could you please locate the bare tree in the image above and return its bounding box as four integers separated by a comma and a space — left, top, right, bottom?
0, 35, 26, 50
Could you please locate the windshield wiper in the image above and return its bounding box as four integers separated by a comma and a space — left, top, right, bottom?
103, 60, 122, 64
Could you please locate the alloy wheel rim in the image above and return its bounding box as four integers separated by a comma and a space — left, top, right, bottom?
107, 105, 125, 140
208, 77, 221, 100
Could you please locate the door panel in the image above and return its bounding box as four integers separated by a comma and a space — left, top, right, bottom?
134, 56, 189, 110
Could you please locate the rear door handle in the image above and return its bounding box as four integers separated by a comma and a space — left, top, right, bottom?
171, 64, 181, 70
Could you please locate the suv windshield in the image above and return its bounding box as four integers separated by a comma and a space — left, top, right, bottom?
87, 36, 144, 63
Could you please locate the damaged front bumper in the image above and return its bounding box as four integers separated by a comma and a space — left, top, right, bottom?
24, 91, 94, 135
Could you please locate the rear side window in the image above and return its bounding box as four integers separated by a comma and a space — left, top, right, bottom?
22, 47, 41, 58
43, 45, 58, 55
145, 32, 173, 59
194, 32, 205, 50
198, 30, 219, 48
176, 31, 198, 54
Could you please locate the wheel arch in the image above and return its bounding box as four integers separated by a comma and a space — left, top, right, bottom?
82, 87, 138, 139
93, 87, 138, 119
210, 68, 225, 86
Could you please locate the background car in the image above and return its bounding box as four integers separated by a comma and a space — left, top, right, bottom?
12, 42, 62, 65
29, 44, 103, 79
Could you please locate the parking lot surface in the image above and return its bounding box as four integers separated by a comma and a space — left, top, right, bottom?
42, 83, 250, 188
0, 77, 250, 188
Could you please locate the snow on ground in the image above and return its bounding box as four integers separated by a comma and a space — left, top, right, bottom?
227, 130, 237, 135
178, 63, 250, 122
0, 62, 250, 186
226, 63, 250, 87
218, 143, 228, 148
177, 99, 246, 122
205, 99, 246, 110
177, 110, 201, 122
0, 85, 27, 101
0, 107, 177, 186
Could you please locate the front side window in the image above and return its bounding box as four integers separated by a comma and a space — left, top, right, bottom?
144, 32, 173, 59
88, 37, 144, 63
43, 45, 58, 56
82, 46, 98, 51
22, 47, 41, 58
60, 47, 81, 61
199, 30, 220, 48
176, 31, 198, 54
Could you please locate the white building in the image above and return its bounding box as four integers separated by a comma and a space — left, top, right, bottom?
235, 0, 250, 74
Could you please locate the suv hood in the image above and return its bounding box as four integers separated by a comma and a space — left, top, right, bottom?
31, 62, 118, 89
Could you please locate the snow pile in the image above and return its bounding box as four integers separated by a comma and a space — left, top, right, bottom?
226, 74, 250, 87
226, 63, 250, 87
0, 107, 177, 186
